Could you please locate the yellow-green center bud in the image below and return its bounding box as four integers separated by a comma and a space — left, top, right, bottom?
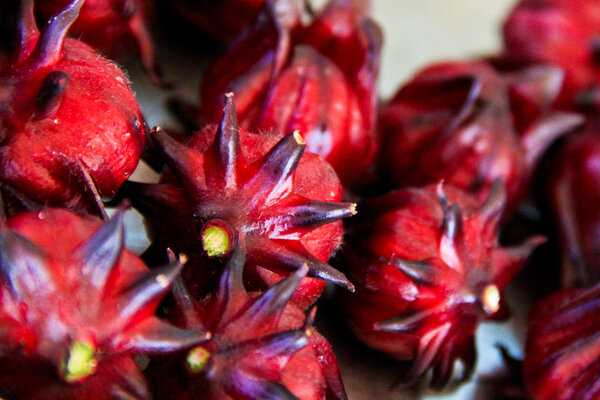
201, 221, 232, 258
482, 284, 501, 315
60, 341, 97, 383
187, 346, 211, 374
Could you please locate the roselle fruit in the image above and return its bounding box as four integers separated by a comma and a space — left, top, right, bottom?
199, 0, 382, 184
0, 0, 145, 217
128, 94, 355, 309
148, 240, 347, 400
548, 121, 600, 288
378, 60, 581, 214
0, 208, 206, 399
524, 283, 600, 399
342, 182, 544, 388
35, 0, 164, 85
503, 0, 600, 108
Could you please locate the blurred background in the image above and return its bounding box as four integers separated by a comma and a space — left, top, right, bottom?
373, 0, 517, 98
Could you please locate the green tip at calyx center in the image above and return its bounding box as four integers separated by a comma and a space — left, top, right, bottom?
61, 341, 97, 383
187, 346, 211, 374
201, 222, 232, 258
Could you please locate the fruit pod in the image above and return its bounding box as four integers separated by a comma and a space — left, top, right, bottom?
199, 0, 382, 185
502, 0, 600, 109
341, 182, 544, 388
524, 283, 600, 400
378, 60, 581, 215
0, 0, 146, 218
0, 208, 207, 399
148, 240, 347, 400
35, 0, 165, 85
127, 94, 355, 309
547, 120, 600, 288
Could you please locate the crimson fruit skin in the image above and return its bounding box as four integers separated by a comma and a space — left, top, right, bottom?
548, 123, 600, 288
35, 0, 164, 85
0, 208, 206, 399
148, 244, 347, 400
378, 60, 581, 214
503, 0, 600, 108
129, 95, 355, 309
198, 0, 382, 185
0, 0, 145, 215
524, 283, 600, 400
342, 183, 543, 388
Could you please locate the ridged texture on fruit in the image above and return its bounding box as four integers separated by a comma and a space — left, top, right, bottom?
35, 0, 164, 85
148, 240, 347, 400
0, 208, 206, 399
548, 122, 600, 288
198, 0, 382, 185
503, 0, 600, 108
379, 60, 581, 214
0, 0, 145, 217
525, 283, 600, 400
342, 182, 543, 388
128, 95, 354, 308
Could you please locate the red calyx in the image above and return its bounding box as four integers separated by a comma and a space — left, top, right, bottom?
547, 120, 600, 288
34, 0, 165, 85
198, 0, 382, 185
524, 283, 600, 400
502, 0, 600, 109
342, 182, 544, 388
148, 240, 347, 400
0, 208, 207, 399
128, 94, 355, 308
378, 60, 581, 215
0, 0, 145, 218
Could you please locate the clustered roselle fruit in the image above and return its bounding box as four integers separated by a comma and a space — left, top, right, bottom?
378, 60, 582, 215
342, 182, 543, 388
3, 0, 597, 397
502, 0, 600, 109
524, 283, 600, 400
35, 0, 164, 85
0, 208, 206, 399
0, 0, 145, 217
129, 94, 355, 309
148, 241, 347, 400
199, 0, 382, 185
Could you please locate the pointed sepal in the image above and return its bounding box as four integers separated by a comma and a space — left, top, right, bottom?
243, 131, 305, 208
248, 237, 354, 291
31, 0, 85, 68
116, 254, 186, 325
150, 127, 206, 198
206, 93, 241, 190
72, 208, 124, 292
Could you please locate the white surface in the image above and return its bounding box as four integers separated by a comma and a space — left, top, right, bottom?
374, 0, 517, 98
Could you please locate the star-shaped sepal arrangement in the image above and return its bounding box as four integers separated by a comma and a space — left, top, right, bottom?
128, 93, 355, 308
0, 208, 208, 399
341, 181, 544, 389
147, 238, 348, 400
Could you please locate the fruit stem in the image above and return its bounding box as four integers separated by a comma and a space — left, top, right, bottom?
201, 221, 233, 258
187, 346, 211, 374
61, 341, 97, 382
